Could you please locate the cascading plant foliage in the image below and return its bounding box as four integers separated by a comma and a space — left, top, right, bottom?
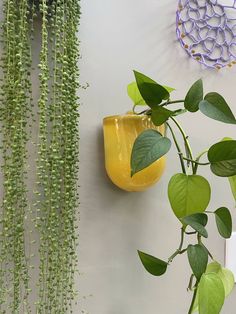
36, 0, 80, 312
0, 0, 32, 311
128, 71, 236, 314
0, 0, 80, 312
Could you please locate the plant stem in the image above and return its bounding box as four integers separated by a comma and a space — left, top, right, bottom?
197, 233, 202, 244
161, 99, 185, 107
170, 116, 195, 173
168, 228, 185, 263
188, 285, 198, 314
137, 109, 151, 115
195, 150, 208, 161
193, 149, 209, 174
182, 156, 210, 166
187, 274, 195, 291
166, 122, 186, 174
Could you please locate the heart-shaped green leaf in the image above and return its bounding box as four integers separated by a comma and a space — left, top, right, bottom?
131, 129, 171, 176
187, 244, 208, 280
134, 71, 170, 108
127, 82, 146, 106
151, 106, 175, 126
127, 81, 175, 107
182, 213, 208, 227
208, 140, 236, 177
181, 213, 208, 238
184, 79, 203, 112
168, 174, 211, 218
215, 207, 232, 239
199, 92, 236, 124
138, 250, 168, 276
192, 262, 234, 313
198, 273, 225, 314
206, 262, 235, 297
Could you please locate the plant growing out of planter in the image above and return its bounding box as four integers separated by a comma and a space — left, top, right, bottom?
129, 71, 236, 314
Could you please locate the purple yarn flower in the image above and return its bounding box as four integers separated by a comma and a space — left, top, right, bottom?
176, 0, 236, 69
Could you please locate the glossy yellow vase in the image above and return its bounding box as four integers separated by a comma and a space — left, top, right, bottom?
103, 112, 166, 192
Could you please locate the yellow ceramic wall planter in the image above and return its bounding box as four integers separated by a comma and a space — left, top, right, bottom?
103, 112, 166, 192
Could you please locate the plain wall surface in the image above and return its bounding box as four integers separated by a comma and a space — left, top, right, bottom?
80, 0, 236, 313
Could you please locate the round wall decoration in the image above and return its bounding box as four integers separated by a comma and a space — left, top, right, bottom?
176, 0, 236, 69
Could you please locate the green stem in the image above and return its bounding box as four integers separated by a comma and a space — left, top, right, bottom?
188, 285, 198, 314
193, 149, 209, 174
168, 228, 185, 263
137, 109, 151, 115
166, 122, 186, 174
170, 116, 195, 173
195, 150, 208, 161
188, 274, 195, 291
197, 233, 202, 244
182, 156, 210, 166
134, 99, 185, 114
161, 99, 185, 107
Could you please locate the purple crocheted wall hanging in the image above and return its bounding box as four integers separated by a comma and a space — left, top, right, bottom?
176, 0, 236, 69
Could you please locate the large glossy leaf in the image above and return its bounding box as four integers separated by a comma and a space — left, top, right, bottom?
199, 92, 236, 124
198, 273, 225, 314
208, 140, 236, 177
192, 262, 234, 313
127, 82, 146, 106
184, 79, 203, 112
181, 213, 208, 238
131, 129, 171, 176
138, 251, 168, 276
151, 106, 175, 126
215, 207, 232, 239
127, 81, 175, 107
207, 262, 235, 297
134, 71, 170, 108
187, 244, 208, 280
168, 174, 211, 218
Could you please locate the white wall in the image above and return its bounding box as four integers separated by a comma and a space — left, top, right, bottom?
79, 1, 236, 313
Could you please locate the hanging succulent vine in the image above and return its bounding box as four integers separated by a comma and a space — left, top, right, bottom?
0, 0, 32, 311
0, 0, 80, 312
36, 0, 80, 312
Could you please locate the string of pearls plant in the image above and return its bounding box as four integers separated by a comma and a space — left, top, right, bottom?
0, 0, 81, 312
0, 0, 32, 312
36, 0, 81, 312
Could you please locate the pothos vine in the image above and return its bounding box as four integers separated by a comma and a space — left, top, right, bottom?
0, 0, 81, 312
129, 71, 236, 314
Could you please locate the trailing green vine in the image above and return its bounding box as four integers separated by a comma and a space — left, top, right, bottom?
128, 72, 236, 314
0, 0, 33, 311
0, 0, 80, 312
36, 0, 80, 312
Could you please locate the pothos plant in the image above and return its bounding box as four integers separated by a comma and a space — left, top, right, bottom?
128, 71, 236, 314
